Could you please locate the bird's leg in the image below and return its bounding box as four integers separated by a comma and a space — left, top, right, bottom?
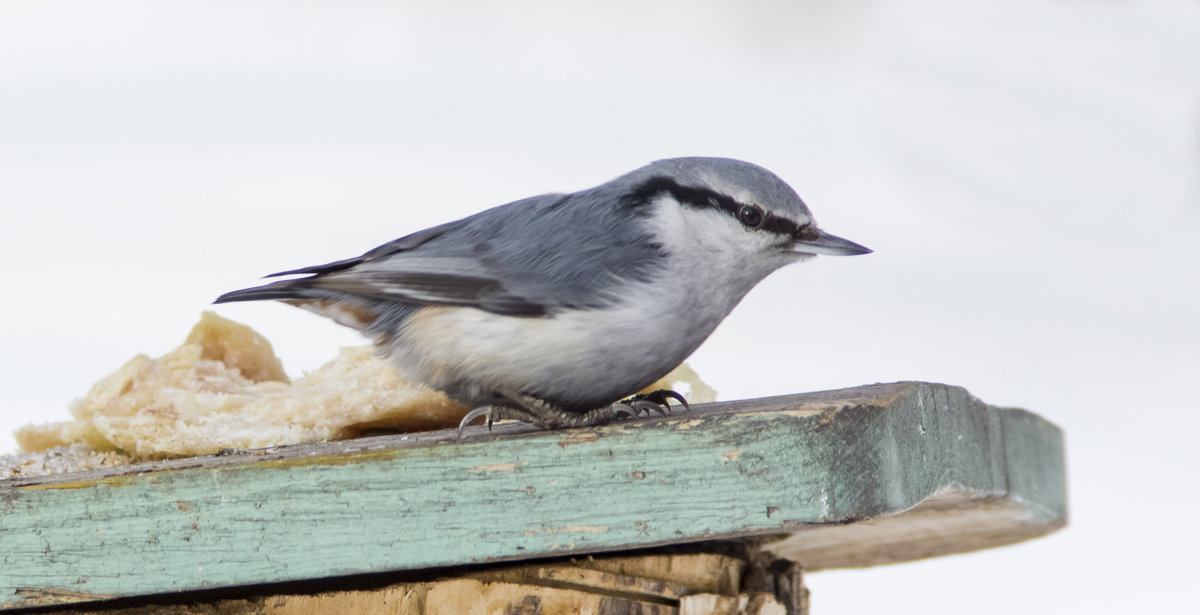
458, 389, 691, 435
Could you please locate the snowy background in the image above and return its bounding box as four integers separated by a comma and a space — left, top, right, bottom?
2, 1, 1197, 611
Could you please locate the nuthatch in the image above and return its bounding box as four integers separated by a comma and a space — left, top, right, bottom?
216, 157, 870, 429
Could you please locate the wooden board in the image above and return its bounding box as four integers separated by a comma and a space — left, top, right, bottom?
0, 382, 1066, 610
14, 552, 792, 614
44, 553, 773, 615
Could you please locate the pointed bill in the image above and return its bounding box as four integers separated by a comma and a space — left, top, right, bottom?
793, 230, 871, 256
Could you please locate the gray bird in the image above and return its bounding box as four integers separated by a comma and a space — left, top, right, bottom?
215, 157, 870, 430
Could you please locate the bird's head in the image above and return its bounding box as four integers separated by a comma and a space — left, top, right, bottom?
622, 157, 870, 272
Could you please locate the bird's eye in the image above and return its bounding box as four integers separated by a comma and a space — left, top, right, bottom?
738, 205, 764, 228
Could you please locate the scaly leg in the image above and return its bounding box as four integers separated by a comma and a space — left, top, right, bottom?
458, 389, 690, 435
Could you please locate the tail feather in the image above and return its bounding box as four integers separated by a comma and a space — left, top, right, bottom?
264, 255, 364, 278
214, 280, 319, 304
214, 280, 383, 332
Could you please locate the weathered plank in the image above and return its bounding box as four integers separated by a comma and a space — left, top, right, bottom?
50, 552, 753, 615
0, 382, 1066, 610
54, 578, 682, 615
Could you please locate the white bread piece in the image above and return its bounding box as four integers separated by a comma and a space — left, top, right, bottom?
14, 312, 716, 463
15, 312, 466, 459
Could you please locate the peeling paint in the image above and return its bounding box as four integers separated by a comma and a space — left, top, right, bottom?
466, 462, 522, 473
6, 587, 117, 608
544, 525, 608, 534
775, 408, 830, 418
557, 433, 599, 448
18, 475, 140, 491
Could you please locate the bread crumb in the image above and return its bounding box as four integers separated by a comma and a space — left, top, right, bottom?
12, 311, 717, 467
15, 312, 466, 459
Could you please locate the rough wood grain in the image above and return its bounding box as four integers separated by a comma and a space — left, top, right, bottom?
45, 553, 752, 615
575, 553, 744, 595
0, 382, 1067, 610
679, 593, 786, 615
54, 579, 678, 615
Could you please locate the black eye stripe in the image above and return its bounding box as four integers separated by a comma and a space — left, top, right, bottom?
770, 213, 817, 240
627, 176, 810, 238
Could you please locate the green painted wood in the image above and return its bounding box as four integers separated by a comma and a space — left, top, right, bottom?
0, 382, 1066, 609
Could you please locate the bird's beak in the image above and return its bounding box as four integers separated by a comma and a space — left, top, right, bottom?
793, 230, 872, 256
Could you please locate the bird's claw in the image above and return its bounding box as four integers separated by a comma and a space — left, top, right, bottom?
624, 389, 690, 416
458, 404, 540, 436
458, 406, 496, 436
621, 399, 669, 416
608, 403, 642, 419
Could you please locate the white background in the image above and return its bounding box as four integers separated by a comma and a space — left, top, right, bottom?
2, 1, 1197, 611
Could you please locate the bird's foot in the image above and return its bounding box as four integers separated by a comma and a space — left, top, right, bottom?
458, 389, 690, 435
458, 396, 635, 434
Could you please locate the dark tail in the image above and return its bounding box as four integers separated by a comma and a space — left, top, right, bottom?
214, 278, 385, 332
214, 279, 321, 304
216, 250, 372, 304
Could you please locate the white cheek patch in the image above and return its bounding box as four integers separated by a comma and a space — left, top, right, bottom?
650, 195, 782, 265
649, 195, 741, 253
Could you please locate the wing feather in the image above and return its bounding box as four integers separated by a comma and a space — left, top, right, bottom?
308, 257, 547, 316
218, 190, 663, 318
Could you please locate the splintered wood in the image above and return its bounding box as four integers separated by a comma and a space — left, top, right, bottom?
54, 553, 801, 615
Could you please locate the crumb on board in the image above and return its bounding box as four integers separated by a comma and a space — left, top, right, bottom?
8, 312, 716, 475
